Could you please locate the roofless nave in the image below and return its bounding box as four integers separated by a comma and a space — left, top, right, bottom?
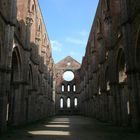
0, 0, 140, 135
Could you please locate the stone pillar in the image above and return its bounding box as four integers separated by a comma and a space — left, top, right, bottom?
0, 24, 15, 132
128, 73, 140, 129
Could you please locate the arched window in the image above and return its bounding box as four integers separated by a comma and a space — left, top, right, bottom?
105, 67, 110, 91
73, 85, 76, 92
62, 85, 64, 92
67, 85, 70, 92
74, 98, 78, 108
118, 50, 127, 83
127, 101, 130, 115
67, 98, 71, 108
97, 18, 101, 34
98, 87, 101, 95
60, 98, 64, 108
107, 81, 110, 91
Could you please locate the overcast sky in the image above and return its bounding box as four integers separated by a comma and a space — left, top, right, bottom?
38, 0, 99, 63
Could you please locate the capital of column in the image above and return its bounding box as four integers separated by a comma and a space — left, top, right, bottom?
26, 16, 33, 26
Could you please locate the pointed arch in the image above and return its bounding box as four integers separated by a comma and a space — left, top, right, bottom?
97, 18, 101, 34
11, 47, 22, 82
7, 47, 22, 124
62, 84, 65, 92
67, 84, 70, 92
67, 97, 71, 108
117, 48, 127, 83
74, 97, 78, 108
105, 66, 110, 91
60, 97, 64, 109
73, 84, 76, 92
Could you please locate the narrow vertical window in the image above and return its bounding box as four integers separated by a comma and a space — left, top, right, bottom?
60, 98, 64, 108
127, 101, 130, 115
73, 85, 76, 92
74, 98, 78, 108
68, 85, 70, 92
62, 85, 64, 92
67, 98, 71, 108
6, 103, 9, 121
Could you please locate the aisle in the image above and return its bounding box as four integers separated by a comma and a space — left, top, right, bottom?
1, 116, 140, 140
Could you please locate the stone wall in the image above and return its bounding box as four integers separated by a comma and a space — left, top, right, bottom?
79, 0, 140, 129
55, 56, 81, 115
0, 0, 55, 132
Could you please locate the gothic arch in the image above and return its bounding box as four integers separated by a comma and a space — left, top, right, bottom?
60, 97, 64, 109
117, 48, 127, 83
105, 66, 110, 91
61, 84, 65, 92
11, 47, 22, 82
67, 97, 71, 108
74, 97, 78, 108
7, 47, 22, 125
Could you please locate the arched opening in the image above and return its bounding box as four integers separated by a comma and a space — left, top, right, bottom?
7, 48, 21, 125
67, 85, 70, 92
98, 75, 101, 95
62, 84, 65, 92
73, 85, 76, 92
98, 87, 101, 95
105, 67, 110, 91
127, 101, 130, 115
97, 18, 101, 34
117, 49, 127, 83
74, 98, 78, 108
67, 98, 71, 108
60, 98, 64, 109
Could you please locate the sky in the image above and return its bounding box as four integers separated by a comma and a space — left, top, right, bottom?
38, 0, 99, 64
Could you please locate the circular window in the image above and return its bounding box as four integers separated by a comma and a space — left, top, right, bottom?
63, 71, 74, 81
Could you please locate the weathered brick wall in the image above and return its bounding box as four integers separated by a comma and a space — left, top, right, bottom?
55, 56, 81, 115
0, 0, 55, 132
79, 0, 140, 128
